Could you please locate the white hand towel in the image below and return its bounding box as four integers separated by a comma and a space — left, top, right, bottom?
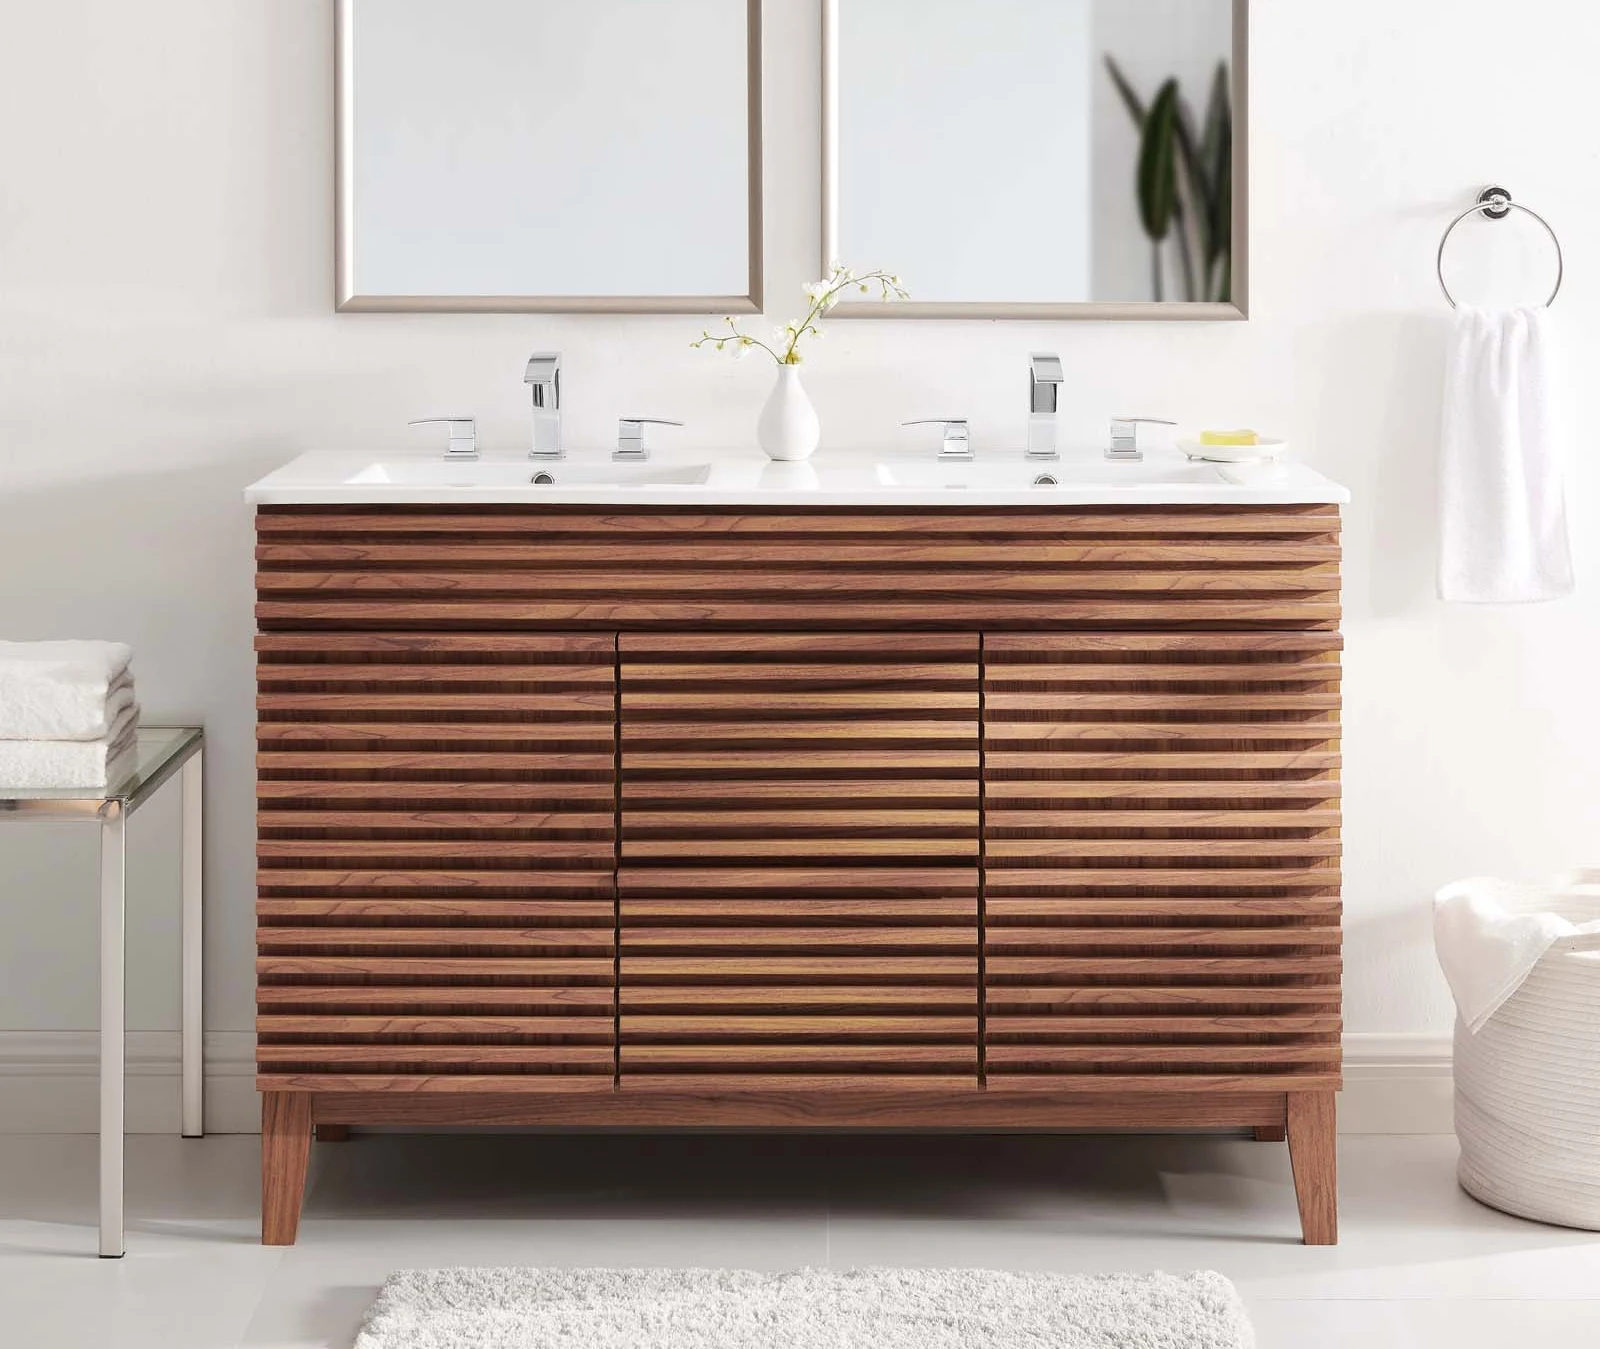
1438, 306, 1573, 603
0, 668, 135, 742
0, 703, 140, 789
0, 640, 135, 740
1435, 875, 1600, 1031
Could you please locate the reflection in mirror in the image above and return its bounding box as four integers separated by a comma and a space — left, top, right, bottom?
338, 0, 761, 312
825, 0, 1245, 318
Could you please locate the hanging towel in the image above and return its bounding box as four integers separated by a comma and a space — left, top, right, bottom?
0, 640, 134, 740
0, 702, 139, 789
1439, 306, 1573, 603
1435, 874, 1600, 1031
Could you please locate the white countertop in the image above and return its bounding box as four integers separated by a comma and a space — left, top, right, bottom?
244, 450, 1351, 507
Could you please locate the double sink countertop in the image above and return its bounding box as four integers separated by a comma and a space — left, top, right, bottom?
245, 450, 1351, 508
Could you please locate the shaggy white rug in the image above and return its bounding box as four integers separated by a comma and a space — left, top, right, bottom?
353, 1266, 1255, 1348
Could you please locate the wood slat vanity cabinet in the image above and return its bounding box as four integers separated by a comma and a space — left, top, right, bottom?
254, 504, 1342, 1247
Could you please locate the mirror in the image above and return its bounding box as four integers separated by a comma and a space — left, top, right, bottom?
338, 0, 762, 313
823, 0, 1247, 319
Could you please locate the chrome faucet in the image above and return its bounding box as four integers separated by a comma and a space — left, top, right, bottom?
1026, 353, 1064, 461
903, 418, 974, 461
524, 353, 562, 460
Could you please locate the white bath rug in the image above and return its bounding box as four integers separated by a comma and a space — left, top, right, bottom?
353, 1266, 1255, 1349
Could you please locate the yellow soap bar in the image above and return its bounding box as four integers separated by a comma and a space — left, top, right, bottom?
1200, 429, 1261, 447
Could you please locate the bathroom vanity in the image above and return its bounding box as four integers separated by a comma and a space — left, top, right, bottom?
247, 451, 1346, 1247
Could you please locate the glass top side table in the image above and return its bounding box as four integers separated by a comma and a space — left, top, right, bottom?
0, 727, 205, 1258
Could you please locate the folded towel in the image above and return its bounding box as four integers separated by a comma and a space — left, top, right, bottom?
0, 703, 139, 789
1435, 873, 1600, 1031
1439, 307, 1573, 603
0, 668, 135, 742
0, 640, 135, 740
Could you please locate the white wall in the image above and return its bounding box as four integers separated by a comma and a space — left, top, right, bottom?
1, 0, 1595, 1122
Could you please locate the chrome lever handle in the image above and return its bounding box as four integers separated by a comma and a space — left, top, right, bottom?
1107, 417, 1177, 462
902, 419, 974, 461
615, 418, 684, 461
409, 417, 478, 461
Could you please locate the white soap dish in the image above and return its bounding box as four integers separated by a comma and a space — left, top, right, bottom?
1179, 437, 1288, 465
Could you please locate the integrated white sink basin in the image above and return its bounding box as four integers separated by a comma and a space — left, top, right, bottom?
247, 450, 1348, 506
874, 460, 1231, 490
347, 460, 714, 488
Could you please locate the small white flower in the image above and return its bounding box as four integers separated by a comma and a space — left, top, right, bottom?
772, 325, 790, 345
733, 340, 750, 360
803, 280, 830, 302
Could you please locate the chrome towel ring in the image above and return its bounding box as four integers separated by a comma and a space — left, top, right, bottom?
1437, 186, 1564, 309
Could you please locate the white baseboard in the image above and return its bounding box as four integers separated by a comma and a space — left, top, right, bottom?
0, 1030, 1455, 1136
1339, 1032, 1454, 1135
0, 1031, 258, 1134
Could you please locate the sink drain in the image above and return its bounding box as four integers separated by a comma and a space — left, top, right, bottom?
530, 472, 557, 486
1033, 474, 1060, 487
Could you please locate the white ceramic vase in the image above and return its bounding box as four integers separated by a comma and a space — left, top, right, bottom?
757, 364, 820, 462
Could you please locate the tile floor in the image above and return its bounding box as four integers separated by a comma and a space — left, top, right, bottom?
0, 1131, 1596, 1347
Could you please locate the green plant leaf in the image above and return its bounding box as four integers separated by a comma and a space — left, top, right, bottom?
1104, 54, 1146, 127
1136, 79, 1181, 243
1172, 104, 1214, 289
1202, 62, 1232, 272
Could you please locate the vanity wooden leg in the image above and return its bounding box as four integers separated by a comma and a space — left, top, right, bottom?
1253, 1125, 1287, 1143
1286, 1090, 1338, 1245
316, 1124, 350, 1143
262, 1092, 313, 1246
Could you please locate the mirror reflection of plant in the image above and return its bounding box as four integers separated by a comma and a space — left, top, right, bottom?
693, 264, 908, 365
1106, 57, 1232, 304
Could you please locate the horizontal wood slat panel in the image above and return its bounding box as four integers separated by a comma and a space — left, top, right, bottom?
619, 632, 980, 1084
256, 506, 1340, 536
256, 629, 618, 1087
982, 631, 1342, 1088
256, 568, 1340, 595
257, 956, 615, 980
258, 507, 1339, 632
259, 599, 1343, 628
257, 986, 613, 1009
257, 1074, 618, 1094
258, 1015, 613, 1037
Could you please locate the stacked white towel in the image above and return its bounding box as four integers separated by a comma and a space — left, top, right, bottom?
0, 641, 140, 788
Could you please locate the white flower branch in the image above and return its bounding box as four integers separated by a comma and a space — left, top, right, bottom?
693, 264, 908, 366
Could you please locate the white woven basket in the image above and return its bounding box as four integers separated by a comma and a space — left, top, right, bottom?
1454, 884, 1600, 1229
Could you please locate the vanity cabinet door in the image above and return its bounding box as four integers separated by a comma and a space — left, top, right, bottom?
980, 633, 1343, 1091
617, 633, 981, 1089
255, 632, 618, 1094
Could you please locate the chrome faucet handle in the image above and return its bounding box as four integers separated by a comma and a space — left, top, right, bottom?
524, 353, 563, 460
1107, 417, 1177, 463
1026, 353, 1064, 461
615, 418, 683, 462
903, 419, 974, 462
408, 417, 478, 461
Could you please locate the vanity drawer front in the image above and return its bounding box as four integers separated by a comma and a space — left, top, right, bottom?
255, 631, 617, 1093
253, 505, 1341, 631
980, 632, 1342, 1091
617, 632, 981, 1089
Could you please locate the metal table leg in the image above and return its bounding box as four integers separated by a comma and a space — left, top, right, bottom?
181, 753, 204, 1138
99, 803, 125, 1259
